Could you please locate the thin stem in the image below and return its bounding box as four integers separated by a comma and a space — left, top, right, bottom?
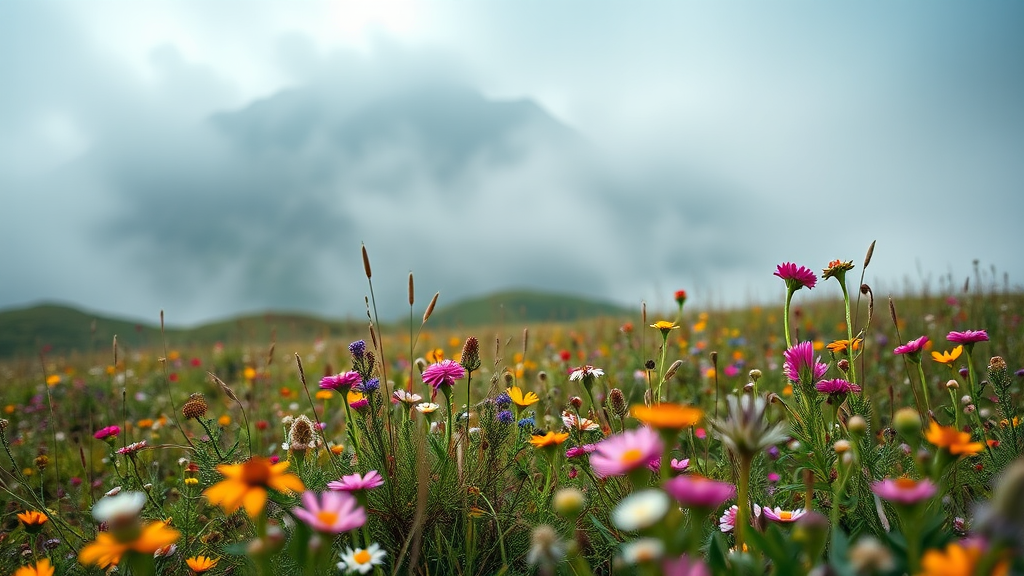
735, 454, 752, 553
840, 281, 858, 384
783, 290, 795, 349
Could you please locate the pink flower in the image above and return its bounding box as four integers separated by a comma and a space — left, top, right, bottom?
328, 470, 384, 492
723, 365, 740, 378
117, 441, 146, 455
774, 262, 817, 291
763, 506, 807, 522
320, 371, 362, 391
422, 360, 466, 390
589, 427, 663, 478
815, 378, 861, 396
93, 425, 121, 440
562, 411, 600, 431
671, 458, 690, 472
783, 341, 828, 384
662, 554, 711, 576
894, 335, 929, 356
718, 504, 761, 533
663, 475, 735, 509
870, 478, 937, 505
566, 444, 598, 459
947, 330, 989, 345
292, 491, 366, 533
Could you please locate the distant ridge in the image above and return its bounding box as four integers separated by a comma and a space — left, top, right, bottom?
0, 291, 633, 358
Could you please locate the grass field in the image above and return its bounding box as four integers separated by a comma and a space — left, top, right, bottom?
1, 256, 1022, 575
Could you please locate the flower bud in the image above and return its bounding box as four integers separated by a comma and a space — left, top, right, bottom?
749, 369, 762, 382
838, 359, 849, 372
608, 389, 628, 419
961, 395, 972, 405
833, 440, 851, 454
847, 415, 867, 439
552, 488, 587, 520
569, 396, 583, 409
893, 407, 922, 441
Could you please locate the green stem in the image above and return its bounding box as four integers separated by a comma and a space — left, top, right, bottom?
655, 334, 670, 402
783, 290, 795, 350
839, 281, 857, 384
735, 454, 752, 553
915, 362, 931, 414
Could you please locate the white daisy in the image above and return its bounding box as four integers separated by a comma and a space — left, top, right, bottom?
612, 489, 670, 532
337, 543, 386, 574
621, 538, 664, 564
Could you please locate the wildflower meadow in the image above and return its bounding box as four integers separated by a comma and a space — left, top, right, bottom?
2, 245, 1023, 576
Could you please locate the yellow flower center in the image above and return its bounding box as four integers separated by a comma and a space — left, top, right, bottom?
620, 448, 644, 465
316, 511, 338, 526
895, 478, 917, 489
354, 550, 372, 564
780, 511, 792, 520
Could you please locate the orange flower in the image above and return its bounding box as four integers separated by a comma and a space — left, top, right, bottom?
631, 403, 702, 430
79, 521, 181, 568
186, 556, 219, 573
826, 338, 862, 353
530, 431, 570, 448
925, 421, 984, 456
17, 510, 48, 532
507, 386, 539, 408
919, 540, 1008, 576
203, 456, 304, 518
931, 345, 963, 366
13, 559, 54, 576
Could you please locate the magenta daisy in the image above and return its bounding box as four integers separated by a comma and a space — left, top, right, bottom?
894, 335, 929, 356
774, 262, 817, 291
320, 371, 362, 391
783, 341, 828, 384
421, 359, 466, 390
117, 441, 146, 455
946, 330, 989, 345
328, 470, 384, 493
662, 475, 735, 509
718, 504, 762, 533
93, 425, 121, 441
870, 478, 937, 505
589, 427, 663, 478
762, 506, 807, 523
566, 444, 598, 459
291, 490, 366, 534
814, 378, 862, 396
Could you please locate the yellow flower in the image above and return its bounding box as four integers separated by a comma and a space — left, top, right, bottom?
17, 510, 48, 533
650, 320, 679, 335
925, 421, 984, 456
919, 540, 1008, 576
530, 431, 570, 448
347, 390, 365, 405
203, 456, 304, 518
826, 338, 862, 353
507, 386, 539, 408
315, 390, 333, 400
186, 556, 220, 573
218, 415, 232, 427
184, 477, 199, 486
243, 367, 257, 380
931, 345, 963, 366
45, 374, 61, 386
631, 403, 702, 430
79, 521, 181, 568
13, 559, 54, 576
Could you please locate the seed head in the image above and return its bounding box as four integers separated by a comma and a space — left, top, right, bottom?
459, 337, 481, 373
182, 393, 209, 420
608, 388, 628, 419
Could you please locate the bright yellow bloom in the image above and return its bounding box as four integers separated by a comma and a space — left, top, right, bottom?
530, 431, 570, 448
931, 345, 963, 366
203, 456, 304, 518
507, 386, 539, 408
13, 559, 54, 576
826, 338, 862, 353
315, 390, 333, 400
137, 418, 154, 429
45, 374, 61, 386
919, 540, 1008, 576
186, 556, 220, 573
650, 320, 679, 334
347, 390, 364, 405
925, 421, 984, 456
631, 403, 702, 430
184, 477, 199, 486
218, 415, 231, 427
243, 367, 257, 380
17, 509, 49, 531
79, 521, 181, 568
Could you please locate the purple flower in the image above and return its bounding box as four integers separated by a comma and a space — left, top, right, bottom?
894, 335, 929, 356
566, 443, 598, 459
783, 341, 828, 384
662, 554, 711, 576
763, 507, 807, 522
348, 340, 366, 359
495, 391, 512, 408
947, 330, 989, 345
662, 475, 735, 509
422, 359, 466, 389
320, 371, 361, 391
358, 378, 380, 393
774, 262, 818, 291
497, 410, 514, 425
815, 378, 862, 396
870, 478, 937, 505
328, 470, 384, 492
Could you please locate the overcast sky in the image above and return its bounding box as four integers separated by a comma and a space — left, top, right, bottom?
2, 2, 1022, 326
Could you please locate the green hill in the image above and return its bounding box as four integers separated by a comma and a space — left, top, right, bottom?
0, 292, 634, 358
425, 290, 633, 327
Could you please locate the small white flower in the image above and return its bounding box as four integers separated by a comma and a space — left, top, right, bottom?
393, 390, 423, 404
569, 365, 605, 382
337, 543, 386, 574
93, 491, 146, 523
415, 402, 440, 414
612, 489, 670, 532
621, 538, 664, 564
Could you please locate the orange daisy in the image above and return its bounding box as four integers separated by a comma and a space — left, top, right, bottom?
631, 403, 703, 430
826, 338, 862, 354
931, 345, 963, 366
919, 540, 1008, 576
17, 510, 48, 533
13, 559, 54, 576
203, 456, 304, 518
925, 421, 984, 456
79, 521, 180, 568
530, 431, 570, 448
186, 556, 220, 573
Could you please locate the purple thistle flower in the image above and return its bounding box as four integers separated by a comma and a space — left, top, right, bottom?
783, 341, 828, 384
348, 340, 366, 359
320, 371, 362, 391
870, 478, 937, 505
815, 378, 862, 396
497, 410, 514, 425
774, 262, 818, 291
358, 378, 380, 393
494, 391, 512, 408
894, 335, 929, 356
662, 475, 736, 509
947, 330, 989, 345
422, 359, 466, 389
